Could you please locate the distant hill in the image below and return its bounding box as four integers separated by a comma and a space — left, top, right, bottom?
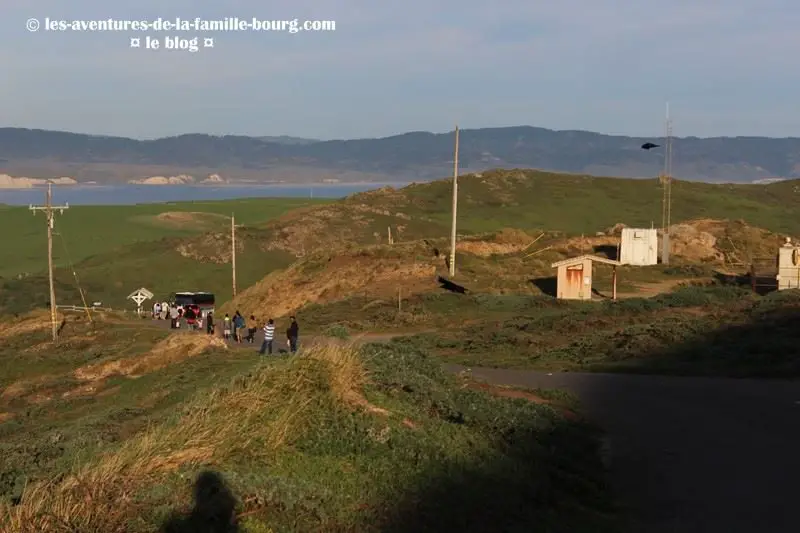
1, 126, 799, 183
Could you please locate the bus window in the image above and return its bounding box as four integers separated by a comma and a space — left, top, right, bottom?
174, 293, 194, 306
193, 293, 215, 306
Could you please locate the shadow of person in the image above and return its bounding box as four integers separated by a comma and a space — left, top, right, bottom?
160, 470, 239, 533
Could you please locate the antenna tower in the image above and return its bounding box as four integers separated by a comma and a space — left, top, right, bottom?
660, 103, 673, 264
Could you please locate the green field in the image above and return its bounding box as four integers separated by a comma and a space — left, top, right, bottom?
0, 198, 327, 278
0, 198, 327, 315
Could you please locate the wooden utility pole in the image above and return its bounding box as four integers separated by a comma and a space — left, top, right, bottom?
231, 213, 237, 297
29, 182, 69, 341
449, 125, 460, 277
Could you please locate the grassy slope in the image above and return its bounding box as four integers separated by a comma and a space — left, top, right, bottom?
347, 170, 800, 236
391, 284, 800, 377
6, 169, 800, 318
0, 198, 326, 278
0, 318, 619, 532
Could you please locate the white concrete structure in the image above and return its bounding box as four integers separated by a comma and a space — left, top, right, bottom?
777, 237, 800, 290
620, 228, 658, 266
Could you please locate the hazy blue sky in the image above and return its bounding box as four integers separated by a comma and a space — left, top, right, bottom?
1, 0, 798, 139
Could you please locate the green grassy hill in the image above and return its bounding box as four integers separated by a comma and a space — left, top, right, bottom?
251, 170, 800, 257
4, 169, 799, 317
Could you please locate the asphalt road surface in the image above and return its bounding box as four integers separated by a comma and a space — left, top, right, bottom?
447, 365, 800, 533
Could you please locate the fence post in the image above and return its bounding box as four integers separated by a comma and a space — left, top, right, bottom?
749, 263, 756, 293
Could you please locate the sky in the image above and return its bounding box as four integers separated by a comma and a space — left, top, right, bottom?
1, 0, 798, 140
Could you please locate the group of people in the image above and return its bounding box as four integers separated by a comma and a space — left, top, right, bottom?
152, 301, 203, 330
152, 302, 300, 354
213, 310, 299, 354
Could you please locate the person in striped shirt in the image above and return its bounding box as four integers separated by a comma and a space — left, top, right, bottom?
259, 318, 275, 355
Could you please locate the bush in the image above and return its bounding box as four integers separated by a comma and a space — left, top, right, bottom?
324, 324, 350, 339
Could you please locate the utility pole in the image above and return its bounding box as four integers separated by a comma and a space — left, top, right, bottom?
29, 182, 69, 341
231, 213, 237, 297
660, 102, 673, 264
449, 125, 460, 277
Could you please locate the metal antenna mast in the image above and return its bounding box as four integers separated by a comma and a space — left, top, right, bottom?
660, 102, 673, 264
29, 182, 69, 341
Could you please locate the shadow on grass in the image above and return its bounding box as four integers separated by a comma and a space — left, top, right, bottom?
607, 301, 800, 377
712, 270, 777, 296
529, 276, 557, 297
160, 470, 239, 533
377, 419, 618, 533
593, 244, 619, 260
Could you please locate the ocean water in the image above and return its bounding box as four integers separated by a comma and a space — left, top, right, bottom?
0, 182, 411, 206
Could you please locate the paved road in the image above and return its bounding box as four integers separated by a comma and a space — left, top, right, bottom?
447, 365, 800, 533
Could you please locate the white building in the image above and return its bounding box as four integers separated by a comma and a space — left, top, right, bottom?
777, 237, 800, 290
619, 228, 658, 266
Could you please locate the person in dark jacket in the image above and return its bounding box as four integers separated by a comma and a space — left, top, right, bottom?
206, 312, 214, 335
233, 311, 245, 343
247, 315, 257, 343
286, 316, 299, 353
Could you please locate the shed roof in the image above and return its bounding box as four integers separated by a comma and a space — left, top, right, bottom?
550, 254, 621, 268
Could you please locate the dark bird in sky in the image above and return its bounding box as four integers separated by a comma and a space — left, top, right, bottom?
641, 142, 660, 150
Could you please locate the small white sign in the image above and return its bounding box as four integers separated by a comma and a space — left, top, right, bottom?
583, 276, 591, 285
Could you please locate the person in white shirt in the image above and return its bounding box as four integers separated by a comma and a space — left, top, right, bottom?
259, 319, 275, 355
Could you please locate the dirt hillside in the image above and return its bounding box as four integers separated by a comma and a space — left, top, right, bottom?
222, 243, 442, 318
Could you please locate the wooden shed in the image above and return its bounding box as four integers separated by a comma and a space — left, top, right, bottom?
550, 255, 622, 300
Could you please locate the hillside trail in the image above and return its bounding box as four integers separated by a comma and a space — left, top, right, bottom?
147, 319, 424, 350
614, 277, 702, 299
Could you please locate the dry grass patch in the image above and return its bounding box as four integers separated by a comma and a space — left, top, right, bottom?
73, 333, 227, 382
225, 249, 439, 318
0, 310, 61, 341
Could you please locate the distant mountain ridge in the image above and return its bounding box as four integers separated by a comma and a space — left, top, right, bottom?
1, 126, 799, 183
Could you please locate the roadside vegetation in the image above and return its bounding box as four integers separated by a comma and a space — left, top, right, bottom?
391, 284, 800, 377
0, 315, 619, 532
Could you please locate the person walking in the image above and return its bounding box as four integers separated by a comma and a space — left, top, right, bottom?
223, 313, 231, 340
286, 316, 299, 353
259, 319, 275, 355
247, 315, 257, 343
206, 312, 215, 335
233, 311, 245, 343
170, 305, 179, 329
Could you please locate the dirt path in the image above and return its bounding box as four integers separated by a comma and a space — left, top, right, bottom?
615, 277, 703, 299
147, 318, 417, 350
448, 364, 800, 533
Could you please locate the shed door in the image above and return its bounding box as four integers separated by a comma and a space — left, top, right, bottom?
631, 231, 647, 265
565, 265, 583, 298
